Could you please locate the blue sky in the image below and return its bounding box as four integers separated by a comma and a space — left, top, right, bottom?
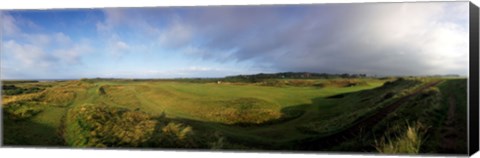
1, 2, 469, 79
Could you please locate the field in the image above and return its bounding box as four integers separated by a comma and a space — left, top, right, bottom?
1, 77, 468, 154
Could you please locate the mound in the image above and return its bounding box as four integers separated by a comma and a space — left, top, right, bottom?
100, 85, 141, 108
298, 78, 424, 135
200, 98, 282, 124
324, 79, 369, 88
65, 104, 195, 148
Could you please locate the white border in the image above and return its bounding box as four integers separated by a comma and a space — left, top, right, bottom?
0, 0, 478, 158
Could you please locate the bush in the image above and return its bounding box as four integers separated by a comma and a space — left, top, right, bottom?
65, 104, 196, 148
3, 102, 43, 120
2, 85, 45, 95
154, 122, 195, 148
97, 86, 106, 95
66, 104, 157, 147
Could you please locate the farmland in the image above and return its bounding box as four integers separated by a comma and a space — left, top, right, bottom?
1, 76, 468, 154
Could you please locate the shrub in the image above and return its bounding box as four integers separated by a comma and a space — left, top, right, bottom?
154, 122, 195, 148
65, 104, 196, 148
66, 104, 158, 147
97, 86, 106, 95
2, 85, 45, 95
3, 102, 43, 120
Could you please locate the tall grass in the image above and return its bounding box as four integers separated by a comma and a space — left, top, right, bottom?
375, 121, 428, 154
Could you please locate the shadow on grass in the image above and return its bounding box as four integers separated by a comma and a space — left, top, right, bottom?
155, 96, 340, 150
3, 118, 65, 147
0, 81, 398, 151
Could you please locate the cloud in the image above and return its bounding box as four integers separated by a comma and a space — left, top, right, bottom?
1, 13, 20, 36
52, 42, 92, 64
3, 40, 52, 68
99, 66, 238, 79
97, 3, 468, 76
158, 19, 193, 49
54, 32, 73, 45
4, 3, 467, 79
100, 34, 132, 57
1, 13, 93, 79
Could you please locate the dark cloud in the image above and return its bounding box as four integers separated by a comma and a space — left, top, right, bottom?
145, 2, 467, 76
5, 2, 466, 79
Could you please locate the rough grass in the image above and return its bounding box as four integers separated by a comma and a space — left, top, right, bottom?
65, 104, 157, 147
296, 78, 423, 135
330, 78, 467, 154
64, 103, 198, 148
5, 77, 465, 152
375, 121, 428, 154
198, 98, 282, 124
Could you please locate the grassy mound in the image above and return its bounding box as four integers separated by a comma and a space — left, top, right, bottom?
2, 92, 44, 105
323, 79, 369, 88
3, 101, 44, 121
200, 98, 282, 124
65, 104, 195, 148
297, 78, 424, 135
101, 85, 142, 108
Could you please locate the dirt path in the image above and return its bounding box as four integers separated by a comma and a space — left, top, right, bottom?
296, 81, 442, 150
438, 95, 457, 153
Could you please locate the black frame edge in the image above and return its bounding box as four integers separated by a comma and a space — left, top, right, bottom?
469, 1, 480, 156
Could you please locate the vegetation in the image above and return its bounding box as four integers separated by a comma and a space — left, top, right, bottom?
1, 75, 468, 154
65, 104, 195, 148
375, 121, 428, 154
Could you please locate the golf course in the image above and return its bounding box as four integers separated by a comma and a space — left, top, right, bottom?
1, 74, 468, 154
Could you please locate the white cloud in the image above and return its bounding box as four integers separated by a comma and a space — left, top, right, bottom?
158, 19, 193, 49
99, 66, 239, 79
52, 42, 92, 64
104, 34, 131, 56
1, 13, 93, 79
358, 2, 469, 75
54, 32, 73, 45
115, 41, 129, 51
1, 13, 20, 36
3, 40, 51, 68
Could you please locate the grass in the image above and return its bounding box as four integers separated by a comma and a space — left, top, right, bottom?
329, 78, 468, 155
375, 121, 428, 154
1, 77, 468, 153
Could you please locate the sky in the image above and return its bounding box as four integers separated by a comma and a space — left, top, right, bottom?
0, 2, 469, 79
